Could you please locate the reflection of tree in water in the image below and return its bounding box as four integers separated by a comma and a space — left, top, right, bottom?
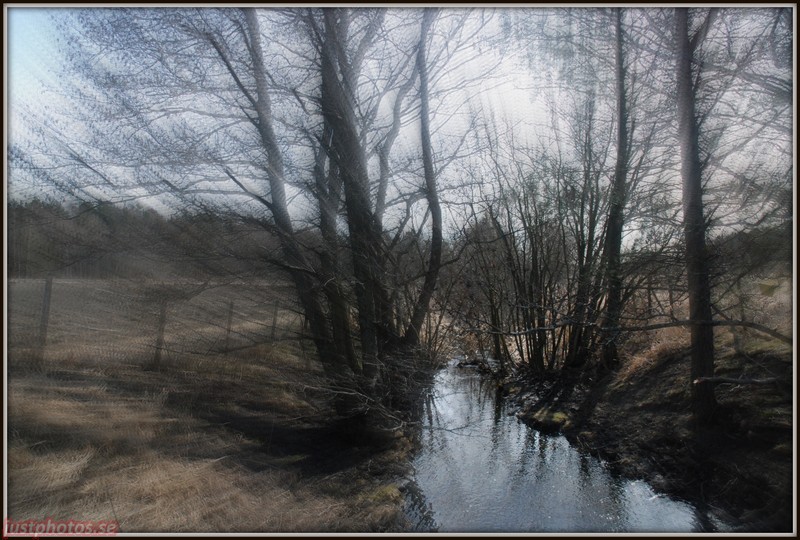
691, 501, 718, 533
413, 369, 477, 518
510, 430, 537, 491
401, 480, 438, 532
491, 378, 508, 415
603, 467, 628, 531
578, 452, 592, 483
409, 365, 714, 532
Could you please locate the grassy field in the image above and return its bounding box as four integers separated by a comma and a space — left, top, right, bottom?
6, 278, 411, 532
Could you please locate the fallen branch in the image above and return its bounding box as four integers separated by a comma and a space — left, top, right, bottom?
693, 376, 781, 386
614, 320, 791, 345
704, 320, 790, 345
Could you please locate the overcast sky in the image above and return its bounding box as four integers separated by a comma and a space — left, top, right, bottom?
7, 7, 65, 148
5, 7, 547, 211
6, 5, 790, 237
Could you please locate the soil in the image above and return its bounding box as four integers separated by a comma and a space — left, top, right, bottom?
505, 344, 794, 532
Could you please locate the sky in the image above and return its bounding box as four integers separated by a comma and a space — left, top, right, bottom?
8, 7, 790, 228
7, 8, 62, 100
6, 7, 65, 150
4, 7, 547, 210
5, 7, 541, 131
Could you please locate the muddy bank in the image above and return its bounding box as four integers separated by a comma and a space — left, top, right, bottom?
504, 346, 793, 532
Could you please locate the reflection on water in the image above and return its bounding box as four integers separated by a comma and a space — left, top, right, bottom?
404, 362, 732, 533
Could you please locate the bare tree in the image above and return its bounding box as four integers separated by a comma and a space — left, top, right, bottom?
600, 8, 629, 369
674, 8, 718, 422
12, 7, 499, 433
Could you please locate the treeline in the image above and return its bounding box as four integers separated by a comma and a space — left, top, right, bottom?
6, 199, 281, 280
10, 194, 789, 333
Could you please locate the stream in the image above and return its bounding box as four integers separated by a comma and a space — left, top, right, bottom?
402, 359, 734, 533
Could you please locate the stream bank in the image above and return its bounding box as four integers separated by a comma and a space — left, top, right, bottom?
502, 344, 793, 532
398, 359, 738, 532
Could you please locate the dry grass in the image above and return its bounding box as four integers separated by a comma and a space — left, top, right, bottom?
6, 364, 401, 532
616, 271, 792, 385
591, 330, 793, 529
6, 279, 409, 533
616, 325, 690, 385
7, 401, 358, 532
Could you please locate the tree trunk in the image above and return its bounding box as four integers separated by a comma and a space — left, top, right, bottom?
314, 121, 360, 374
565, 96, 601, 371
675, 8, 717, 423
404, 9, 442, 348
246, 9, 360, 418
319, 10, 399, 400
602, 8, 629, 369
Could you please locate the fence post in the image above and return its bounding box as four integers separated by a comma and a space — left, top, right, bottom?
298, 312, 310, 368
224, 300, 234, 353
36, 276, 53, 369
150, 299, 168, 370
734, 280, 746, 355
270, 304, 279, 340
668, 283, 675, 319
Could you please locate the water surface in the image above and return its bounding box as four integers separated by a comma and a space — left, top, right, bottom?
404, 361, 731, 533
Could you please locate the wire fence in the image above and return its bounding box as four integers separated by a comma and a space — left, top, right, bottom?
7, 278, 302, 371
